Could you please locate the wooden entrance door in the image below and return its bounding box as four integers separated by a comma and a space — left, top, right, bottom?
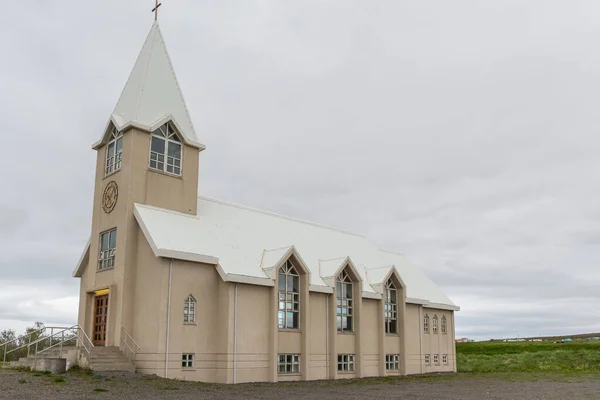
93, 295, 109, 346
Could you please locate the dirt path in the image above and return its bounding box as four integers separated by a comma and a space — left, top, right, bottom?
1, 369, 599, 399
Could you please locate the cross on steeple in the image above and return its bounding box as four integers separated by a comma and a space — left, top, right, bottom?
152, 0, 162, 21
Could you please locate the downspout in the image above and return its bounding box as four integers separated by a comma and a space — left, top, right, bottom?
418, 306, 423, 374
325, 294, 329, 379
165, 259, 173, 378
233, 283, 238, 384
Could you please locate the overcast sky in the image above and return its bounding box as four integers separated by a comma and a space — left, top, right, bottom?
1, 0, 600, 341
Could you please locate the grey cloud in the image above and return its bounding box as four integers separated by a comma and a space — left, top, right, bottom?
2, 0, 600, 340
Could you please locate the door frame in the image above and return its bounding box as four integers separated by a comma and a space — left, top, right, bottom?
89, 288, 111, 346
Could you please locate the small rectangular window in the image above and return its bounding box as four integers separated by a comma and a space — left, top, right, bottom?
182, 353, 194, 369
337, 354, 355, 372
277, 354, 300, 374
434, 354, 439, 365
442, 354, 448, 365
385, 354, 400, 371
98, 229, 116, 271
424, 354, 430, 365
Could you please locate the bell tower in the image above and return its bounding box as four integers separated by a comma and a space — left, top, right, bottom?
76, 22, 205, 347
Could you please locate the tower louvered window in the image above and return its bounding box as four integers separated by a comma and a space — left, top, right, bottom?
149, 122, 182, 176
105, 127, 123, 175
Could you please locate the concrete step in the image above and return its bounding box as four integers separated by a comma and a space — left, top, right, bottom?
88, 346, 135, 373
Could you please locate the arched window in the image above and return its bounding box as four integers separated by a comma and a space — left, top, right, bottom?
384, 279, 397, 334
149, 122, 182, 176
105, 126, 123, 175
184, 295, 196, 323
441, 316, 447, 334
278, 260, 299, 329
424, 313, 430, 333
433, 315, 438, 334
336, 269, 353, 332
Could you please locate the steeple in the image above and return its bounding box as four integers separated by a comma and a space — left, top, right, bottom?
95, 22, 204, 150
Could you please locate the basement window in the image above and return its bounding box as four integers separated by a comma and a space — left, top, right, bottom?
443, 354, 448, 365
337, 354, 355, 372
182, 353, 194, 369
278, 354, 300, 374
424, 354, 431, 365
385, 354, 400, 371
434, 354, 439, 365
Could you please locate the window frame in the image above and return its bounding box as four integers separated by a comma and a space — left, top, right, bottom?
184, 295, 196, 323
149, 122, 183, 176
385, 354, 400, 371
336, 269, 354, 333
337, 354, 355, 372
442, 354, 448, 365
384, 279, 398, 334
278, 260, 300, 330
441, 316, 447, 335
105, 127, 123, 176
424, 354, 431, 365
434, 354, 440, 365
181, 353, 194, 369
277, 354, 300, 375
432, 315, 438, 334
424, 313, 430, 333
98, 228, 117, 271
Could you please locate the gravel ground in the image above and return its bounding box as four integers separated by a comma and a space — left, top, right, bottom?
1, 369, 600, 400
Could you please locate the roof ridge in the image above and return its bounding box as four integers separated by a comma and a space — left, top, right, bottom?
198, 196, 366, 238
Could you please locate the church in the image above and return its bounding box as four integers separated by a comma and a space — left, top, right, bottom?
73, 21, 459, 384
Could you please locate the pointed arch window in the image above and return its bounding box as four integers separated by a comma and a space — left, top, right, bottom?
384, 279, 398, 334
433, 315, 439, 334
336, 269, 353, 332
184, 295, 196, 323
149, 123, 182, 176
424, 313, 430, 333
105, 127, 123, 175
278, 260, 300, 329
441, 316, 447, 334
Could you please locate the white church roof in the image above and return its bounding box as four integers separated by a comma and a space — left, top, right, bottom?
132, 197, 459, 310
93, 22, 204, 150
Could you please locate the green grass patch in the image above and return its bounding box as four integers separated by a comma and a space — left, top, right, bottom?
52, 376, 66, 383
457, 341, 600, 373
93, 388, 108, 392
18, 379, 26, 384
67, 365, 94, 376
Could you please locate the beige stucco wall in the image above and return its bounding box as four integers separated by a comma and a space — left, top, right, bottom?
76, 125, 458, 384
308, 292, 329, 380
361, 298, 380, 377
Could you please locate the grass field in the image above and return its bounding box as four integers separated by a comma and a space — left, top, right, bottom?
457, 341, 600, 373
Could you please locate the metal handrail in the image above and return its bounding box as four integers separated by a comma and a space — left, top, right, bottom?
120, 327, 140, 363
2, 326, 74, 363
1, 325, 94, 364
